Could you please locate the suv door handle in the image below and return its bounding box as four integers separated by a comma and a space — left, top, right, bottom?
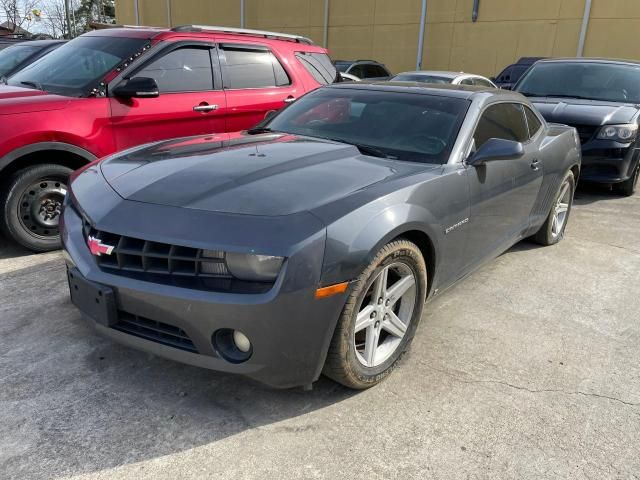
193, 103, 218, 112
530, 159, 540, 171
283, 96, 296, 104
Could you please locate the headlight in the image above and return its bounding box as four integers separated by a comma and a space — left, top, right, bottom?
225, 252, 284, 282
597, 124, 638, 142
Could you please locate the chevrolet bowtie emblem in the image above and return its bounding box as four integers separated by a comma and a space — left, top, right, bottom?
87, 236, 115, 256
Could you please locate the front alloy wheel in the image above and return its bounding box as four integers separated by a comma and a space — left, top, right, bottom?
323, 239, 428, 389
354, 262, 417, 368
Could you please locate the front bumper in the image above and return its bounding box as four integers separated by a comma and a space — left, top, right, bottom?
580, 143, 639, 184
61, 201, 348, 389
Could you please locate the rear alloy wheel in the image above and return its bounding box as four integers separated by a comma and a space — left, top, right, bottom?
617, 162, 639, 197
533, 170, 575, 246
323, 240, 427, 389
1, 164, 72, 252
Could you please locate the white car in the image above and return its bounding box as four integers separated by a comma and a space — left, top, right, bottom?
391, 70, 497, 88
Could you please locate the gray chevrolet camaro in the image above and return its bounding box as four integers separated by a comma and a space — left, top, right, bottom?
62, 83, 581, 389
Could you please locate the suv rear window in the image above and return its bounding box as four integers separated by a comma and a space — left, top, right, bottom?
221, 45, 290, 89
295, 52, 337, 85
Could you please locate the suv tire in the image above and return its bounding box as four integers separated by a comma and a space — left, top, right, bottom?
1, 163, 72, 252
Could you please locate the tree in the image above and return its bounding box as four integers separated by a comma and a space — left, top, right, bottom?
0, 0, 42, 36
74, 0, 114, 33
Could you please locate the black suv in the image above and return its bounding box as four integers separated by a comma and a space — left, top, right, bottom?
493, 57, 545, 90
515, 58, 640, 195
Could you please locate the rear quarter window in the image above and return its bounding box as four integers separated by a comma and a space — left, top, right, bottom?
524, 106, 543, 138
296, 52, 337, 85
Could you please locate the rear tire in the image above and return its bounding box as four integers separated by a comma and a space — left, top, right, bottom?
533, 170, 575, 246
323, 240, 427, 389
616, 162, 639, 197
1, 164, 72, 252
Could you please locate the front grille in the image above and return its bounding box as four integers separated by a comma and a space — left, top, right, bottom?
79, 217, 273, 294
83, 221, 230, 279
113, 310, 198, 353
572, 124, 598, 144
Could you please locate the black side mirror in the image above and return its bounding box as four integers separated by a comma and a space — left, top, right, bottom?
468, 138, 524, 166
112, 77, 159, 99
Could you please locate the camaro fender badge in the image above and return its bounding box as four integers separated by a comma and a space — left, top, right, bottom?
87, 236, 115, 256
445, 218, 469, 235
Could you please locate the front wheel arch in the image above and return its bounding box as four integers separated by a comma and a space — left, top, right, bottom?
0, 143, 96, 180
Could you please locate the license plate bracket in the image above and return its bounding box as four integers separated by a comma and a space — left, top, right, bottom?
67, 267, 117, 327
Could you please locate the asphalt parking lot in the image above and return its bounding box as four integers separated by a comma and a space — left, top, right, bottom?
1, 185, 639, 480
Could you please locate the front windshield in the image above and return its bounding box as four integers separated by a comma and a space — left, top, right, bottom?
0, 44, 39, 77
7, 36, 147, 97
263, 87, 470, 164
516, 61, 640, 103
335, 62, 350, 73
392, 73, 451, 84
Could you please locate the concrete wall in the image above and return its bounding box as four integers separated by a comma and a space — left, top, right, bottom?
114, 0, 640, 76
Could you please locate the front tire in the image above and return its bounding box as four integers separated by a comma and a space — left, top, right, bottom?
616, 162, 639, 197
1, 164, 72, 252
323, 240, 428, 389
533, 170, 575, 246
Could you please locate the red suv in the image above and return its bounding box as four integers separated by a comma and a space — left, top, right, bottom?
0, 25, 337, 251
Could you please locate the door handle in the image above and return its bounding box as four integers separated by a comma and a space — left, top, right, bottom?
283, 96, 296, 104
530, 159, 540, 171
193, 104, 218, 112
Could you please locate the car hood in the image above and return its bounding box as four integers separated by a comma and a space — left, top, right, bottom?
0, 85, 71, 115
530, 97, 640, 126
100, 133, 433, 216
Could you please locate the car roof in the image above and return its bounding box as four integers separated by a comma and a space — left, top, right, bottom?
394, 71, 470, 79
335, 60, 384, 65
536, 57, 640, 67
83, 25, 318, 47
327, 81, 516, 100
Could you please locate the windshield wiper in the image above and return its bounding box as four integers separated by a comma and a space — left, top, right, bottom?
348, 142, 397, 159
20, 80, 44, 91
246, 126, 275, 135
519, 92, 594, 100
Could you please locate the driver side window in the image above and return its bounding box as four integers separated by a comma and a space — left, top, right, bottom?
135, 46, 215, 93
473, 103, 529, 150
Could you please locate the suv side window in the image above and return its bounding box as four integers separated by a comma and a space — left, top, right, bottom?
473, 103, 529, 149
524, 105, 543, 138
473, 77, 494, 87
220, 45, 291, 89
364, 64, 388, 78
135, 46, 214, 93
348, 64, 365, 78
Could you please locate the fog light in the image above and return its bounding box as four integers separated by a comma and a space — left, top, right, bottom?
233, 330, 251, 353
212, 328, 253, 363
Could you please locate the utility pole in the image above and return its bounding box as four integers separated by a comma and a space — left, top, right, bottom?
64, 0, 72, 38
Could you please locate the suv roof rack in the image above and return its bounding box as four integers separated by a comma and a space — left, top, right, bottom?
170, 25, 314, 45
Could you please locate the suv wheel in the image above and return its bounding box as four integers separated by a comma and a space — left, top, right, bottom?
1, 164, 72, 252
323, 240, 427, 389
